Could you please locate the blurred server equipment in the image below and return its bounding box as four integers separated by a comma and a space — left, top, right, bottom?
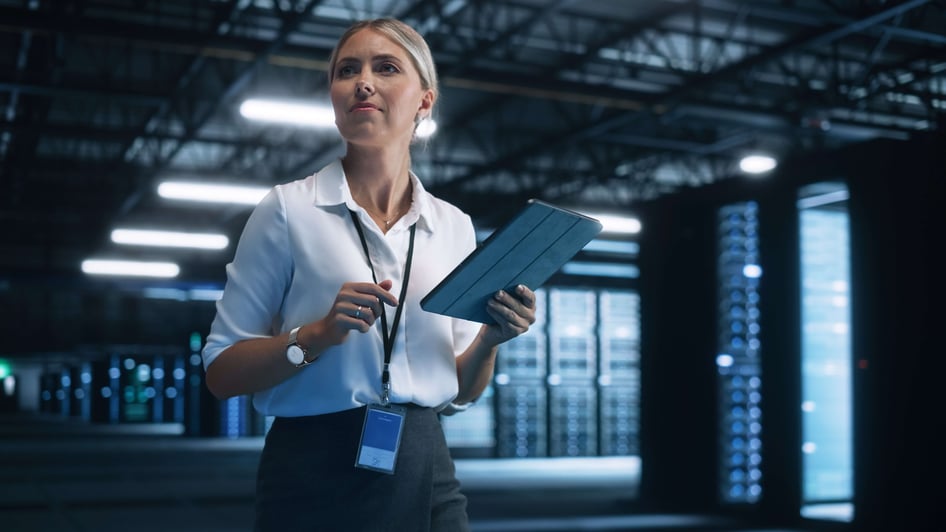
798, 182, 853, 520
186, 332, 205, 436
221, 394, 252, 438
495, 289, 548, 457
159, 355, 188, 424
598, 290, 641, 456
495, 378, 547, 458
441, 385, 496, 457
120, 355, 155, 423
0, 360, 17, 413
548, 288, 598, 457
70, 362, 93, 420
716, 201, 763, 503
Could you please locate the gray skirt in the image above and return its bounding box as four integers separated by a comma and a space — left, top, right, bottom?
254, 404, 469, 532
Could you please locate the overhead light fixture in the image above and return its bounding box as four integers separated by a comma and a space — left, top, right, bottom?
143, 287, 224, 301
478, 213, 641, 241
581, 213, 642, 235
188, 288, 224, 301
561, 261, 640, 279
111, 229, 229, 250
157, 181, 269, 205
582, 240, 639, 257
739, 154, 778, 174
239, 98, 336, 128
81, 259, 180, 278
143, 287, 189, 301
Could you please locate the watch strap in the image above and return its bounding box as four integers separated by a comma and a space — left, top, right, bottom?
287, 326, 315, 367
288, 326, 302, 346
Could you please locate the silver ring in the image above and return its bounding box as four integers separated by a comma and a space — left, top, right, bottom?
355, 306, 363, 318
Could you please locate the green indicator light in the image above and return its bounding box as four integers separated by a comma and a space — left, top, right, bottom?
189, 332, 202, 352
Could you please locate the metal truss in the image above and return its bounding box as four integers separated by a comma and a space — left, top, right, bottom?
0, 0, 943, 278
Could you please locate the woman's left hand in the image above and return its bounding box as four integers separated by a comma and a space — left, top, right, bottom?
482, 284, 536, 346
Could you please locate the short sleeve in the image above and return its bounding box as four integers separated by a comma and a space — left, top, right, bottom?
202, 188, 291, 369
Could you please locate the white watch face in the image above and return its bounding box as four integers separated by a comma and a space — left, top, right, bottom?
286, 344, 305, 365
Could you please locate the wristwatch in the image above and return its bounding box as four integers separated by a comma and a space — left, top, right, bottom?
286, 326, 315, 367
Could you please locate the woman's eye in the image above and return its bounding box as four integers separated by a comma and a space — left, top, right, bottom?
378, 63, 399, 74
337, 65, 356, 77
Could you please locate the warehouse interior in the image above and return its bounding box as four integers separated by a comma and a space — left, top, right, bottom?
1, 0, 943, 531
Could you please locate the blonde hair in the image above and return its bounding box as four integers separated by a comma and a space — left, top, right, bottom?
328, 18, 439, 117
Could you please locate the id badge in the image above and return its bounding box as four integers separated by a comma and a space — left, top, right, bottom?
355, 404, 406, 474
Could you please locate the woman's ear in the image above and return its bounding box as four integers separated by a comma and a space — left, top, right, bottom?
417, 89, 435, 118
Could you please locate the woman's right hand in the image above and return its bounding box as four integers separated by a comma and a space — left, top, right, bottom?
315, 279, 397, 346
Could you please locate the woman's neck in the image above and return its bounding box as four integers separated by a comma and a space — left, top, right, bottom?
342, 147, 413, 222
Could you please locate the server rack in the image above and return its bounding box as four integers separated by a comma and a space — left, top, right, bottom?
598, 290, 641, 456
442, 285, 642, 461
494, 289, 549, 458
716, 201, 764, 503
547, 288, 598, 457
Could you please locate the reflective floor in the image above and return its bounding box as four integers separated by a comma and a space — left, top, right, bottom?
0, 414, 840, 532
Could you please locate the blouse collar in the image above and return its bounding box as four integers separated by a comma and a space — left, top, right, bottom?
311, 158, 435, 233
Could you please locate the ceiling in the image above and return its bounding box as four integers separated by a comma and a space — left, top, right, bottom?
1, 0, 944, 289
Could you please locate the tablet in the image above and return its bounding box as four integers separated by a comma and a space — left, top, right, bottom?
420, 199, 603, 324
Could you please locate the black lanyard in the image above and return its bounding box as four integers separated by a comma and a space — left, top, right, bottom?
348, 210, 416, 405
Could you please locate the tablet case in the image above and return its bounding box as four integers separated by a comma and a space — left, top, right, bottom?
420, 199, 603, 324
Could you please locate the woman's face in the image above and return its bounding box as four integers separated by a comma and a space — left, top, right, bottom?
330, 29, 433, 148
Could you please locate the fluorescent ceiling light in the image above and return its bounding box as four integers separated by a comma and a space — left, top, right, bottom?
561, 261, 640, 279
158, 181, 269, 205
143, 287, 188, 301
143, 287, 224, 301
82, 259, 180, 278
111, 229, 229, 250
239, 98, 336, 128
477, 213, 641, 240
582, 239, 639, 256
739, 154, 777, 174
583, 213, 641, 235
188, 288, 224, 301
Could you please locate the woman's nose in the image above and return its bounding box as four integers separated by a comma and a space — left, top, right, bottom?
355, 79, 374, 95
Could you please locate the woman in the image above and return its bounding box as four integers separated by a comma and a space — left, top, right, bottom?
202, 17, 536, 532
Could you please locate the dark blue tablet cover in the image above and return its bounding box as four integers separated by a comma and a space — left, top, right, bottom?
420, 199, 602, 324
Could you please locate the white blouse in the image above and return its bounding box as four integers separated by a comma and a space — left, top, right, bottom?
202, 159, 481, 417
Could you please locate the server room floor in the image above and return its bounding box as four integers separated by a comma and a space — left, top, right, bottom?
0, 415, 843, 532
